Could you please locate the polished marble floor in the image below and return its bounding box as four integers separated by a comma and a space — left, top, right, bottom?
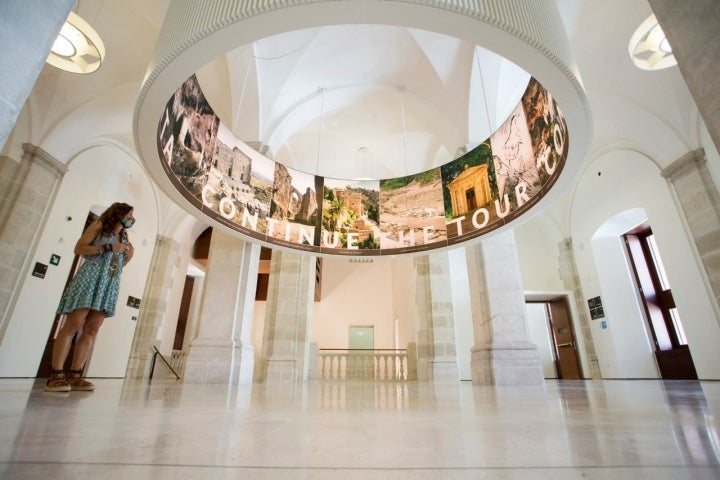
0, 378, 718, 479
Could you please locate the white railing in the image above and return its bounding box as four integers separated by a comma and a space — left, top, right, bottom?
318, 349, 408, 381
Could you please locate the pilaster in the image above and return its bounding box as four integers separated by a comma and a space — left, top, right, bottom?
414, 253, 459, 383
184, 230, 259, 384
662, 149, 720, 318
558, 238, 601, 378
0, 144, 66, 345
125, 235, 180, 378
649, 0, 720, 153
256, 250, 315, 385
467, 230, 543, 385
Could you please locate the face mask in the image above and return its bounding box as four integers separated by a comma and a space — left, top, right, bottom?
122, 217, 135, 229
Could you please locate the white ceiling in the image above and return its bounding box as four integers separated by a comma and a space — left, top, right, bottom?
196, 25, 529, 180
30, 0, 703, 214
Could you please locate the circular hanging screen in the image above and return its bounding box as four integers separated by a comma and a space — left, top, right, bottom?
157, 75, 567, 256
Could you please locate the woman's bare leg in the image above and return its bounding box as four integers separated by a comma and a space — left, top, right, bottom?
70, 310, 106, 371
51, 308, 89, 371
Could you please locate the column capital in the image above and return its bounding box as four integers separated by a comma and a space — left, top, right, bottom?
661, 148, 706, 182
21, 143, 67, 176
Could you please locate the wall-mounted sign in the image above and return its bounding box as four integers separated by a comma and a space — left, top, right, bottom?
50, 254, 61, 266
588, 296, 605, 320
126, 296, 141, 309
32, 262, 48, 279
158, 75, 568, 256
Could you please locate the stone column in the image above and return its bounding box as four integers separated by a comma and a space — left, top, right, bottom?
467, 230, 543, 385
558, 238, 601, 378
0, 0, 74, 150
125, 235, 180, 379
662, 149, 720, 317
184, 230, 259, 385
414, 253, 458, 382
256, 250, 315, 385
649, 0, 720, 153
0, 144, 66, 344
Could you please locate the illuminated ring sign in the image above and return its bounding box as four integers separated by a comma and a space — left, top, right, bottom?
157, 75, 567, 256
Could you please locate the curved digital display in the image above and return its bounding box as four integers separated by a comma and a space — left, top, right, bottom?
157, 75, 567, 256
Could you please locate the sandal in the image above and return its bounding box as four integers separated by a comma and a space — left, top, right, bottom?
67, 369, 95, 391
44, 370, 71, 393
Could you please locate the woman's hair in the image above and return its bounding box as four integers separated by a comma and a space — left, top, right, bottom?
97, 202, 133, 235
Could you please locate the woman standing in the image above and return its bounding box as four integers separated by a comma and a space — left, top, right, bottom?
45, 202, 135, 392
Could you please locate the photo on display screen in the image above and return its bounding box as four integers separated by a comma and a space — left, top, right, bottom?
379, 168, 446, 250
157, 75, 568, 256
322, 178, 380, 251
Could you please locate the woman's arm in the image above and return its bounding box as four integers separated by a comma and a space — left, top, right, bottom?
73, 221, 103, 256
123, 241, 134, 266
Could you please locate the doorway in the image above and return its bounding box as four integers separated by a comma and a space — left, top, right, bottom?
624, 225, 698, 379
547, 297, 582, 379
526, 295, 582, 379
36, 211, 97, 378
465, 188, 477, 211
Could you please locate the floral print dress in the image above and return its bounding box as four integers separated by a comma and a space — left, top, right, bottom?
56, 232, 127, 318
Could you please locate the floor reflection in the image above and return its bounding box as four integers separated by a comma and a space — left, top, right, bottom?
662, 380, 720, 465
1, 378, 719, 479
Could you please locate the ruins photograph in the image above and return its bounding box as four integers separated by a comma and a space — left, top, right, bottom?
158, 75, 568, 254
158, 75, 220, 200
379, 168, 446, 250
322, 178, 380, 250
269, 163, 319, 245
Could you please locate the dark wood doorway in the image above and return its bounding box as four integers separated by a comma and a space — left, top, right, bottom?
624, 226, 698, 379
527, 295, 583, 380
547, 297, 582, 379
36, 211, 97, 378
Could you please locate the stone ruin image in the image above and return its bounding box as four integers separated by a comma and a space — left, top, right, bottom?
158, 74, 219, 196
270, 163, 317, 224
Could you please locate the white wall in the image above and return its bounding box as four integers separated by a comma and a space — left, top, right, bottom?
571, 149, 720, 379
250, 256, 416, 363
591, 234, 657, 378
515, 215, 566, 292
525, 303, 557, 378
0, 143, 157, 377
311, 258, 397, 349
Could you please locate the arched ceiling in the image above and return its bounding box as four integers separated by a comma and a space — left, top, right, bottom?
196, 25, 528, 180
133, 0, 592, 255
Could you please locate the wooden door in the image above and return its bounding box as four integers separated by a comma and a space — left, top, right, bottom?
36, 212, 97, 377
548, 298, 581, 379
624, 228, 698, 379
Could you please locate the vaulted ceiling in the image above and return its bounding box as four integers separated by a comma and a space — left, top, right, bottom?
28, 0, 702, 232
196, 25, 528, 180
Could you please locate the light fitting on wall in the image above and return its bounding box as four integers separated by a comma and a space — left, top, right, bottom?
628, 14, 676, 71
46, 11, 105, 74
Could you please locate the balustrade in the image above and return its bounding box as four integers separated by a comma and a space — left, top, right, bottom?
318, 349, 408, 381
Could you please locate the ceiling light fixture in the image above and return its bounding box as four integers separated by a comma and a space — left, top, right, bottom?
628, 14, 676, 71
46, 11, 105, 74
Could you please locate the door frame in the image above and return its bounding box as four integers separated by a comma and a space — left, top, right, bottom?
525, 291, 589, 379
36, 211, 98, 378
